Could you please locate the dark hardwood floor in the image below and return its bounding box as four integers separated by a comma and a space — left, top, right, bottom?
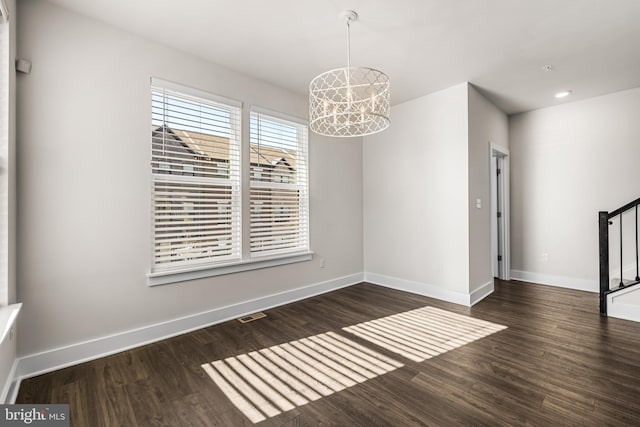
16, 280, 640, 426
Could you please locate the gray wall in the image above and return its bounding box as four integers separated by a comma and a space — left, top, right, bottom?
510, 87, 640, 289
467, 85, 508, 292
16, 0, 363, 357
363, 83, 508, 300
363, 83, 470, 294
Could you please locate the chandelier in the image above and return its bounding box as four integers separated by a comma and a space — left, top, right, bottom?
309, 10, 390, 138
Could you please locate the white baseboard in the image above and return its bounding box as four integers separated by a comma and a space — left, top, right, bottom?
510, 270, 597, 293
0, 304, 22, 403
15, 273, 364, 383
3, 360, 19, 404
469, 280, 494, 306
364, 273, 493, 307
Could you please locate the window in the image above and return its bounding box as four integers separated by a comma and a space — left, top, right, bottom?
150, 79, 241, 273
249, 109, 309, 258
0, 3, 9, 306
149, 81, 311, 284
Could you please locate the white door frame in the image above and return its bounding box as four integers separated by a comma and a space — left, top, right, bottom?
490, 143, 511, 280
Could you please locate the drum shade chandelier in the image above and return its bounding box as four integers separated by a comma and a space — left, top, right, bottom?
309, 10, 390, 137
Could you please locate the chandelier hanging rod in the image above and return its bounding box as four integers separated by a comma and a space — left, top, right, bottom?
341, 10, 357, 69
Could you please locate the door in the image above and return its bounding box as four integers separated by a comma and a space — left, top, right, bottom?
491, 145, 510, 280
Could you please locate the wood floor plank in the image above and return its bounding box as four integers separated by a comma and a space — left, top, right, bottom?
15, 280, 640, 425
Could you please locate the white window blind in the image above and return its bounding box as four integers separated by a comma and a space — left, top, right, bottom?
151, 79, 241, 272
249, 109, 309, 257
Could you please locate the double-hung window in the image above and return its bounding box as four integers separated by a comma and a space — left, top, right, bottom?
0, 2, 9, 306
149, 80, 310, 284
249, 109, 309, 258
150, 79, 242, 274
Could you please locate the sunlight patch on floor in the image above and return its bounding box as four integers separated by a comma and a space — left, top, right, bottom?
201, 331, 403, 423
343, 306, 507, 362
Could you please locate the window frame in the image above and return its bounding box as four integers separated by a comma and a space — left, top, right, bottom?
149, 78, 243, 279
147, 81, 312, 286
0, 5, 9, 306
249, 106, 310, 260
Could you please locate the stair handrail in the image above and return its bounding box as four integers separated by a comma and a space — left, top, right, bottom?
607, 196, 640, 218
599, 196, 640, 315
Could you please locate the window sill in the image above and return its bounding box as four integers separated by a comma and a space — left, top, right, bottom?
147, 252, 314, 287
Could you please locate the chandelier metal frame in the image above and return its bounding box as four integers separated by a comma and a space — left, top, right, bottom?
309, 10, 390, 138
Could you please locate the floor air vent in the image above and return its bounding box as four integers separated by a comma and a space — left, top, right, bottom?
237, 312, 266, 324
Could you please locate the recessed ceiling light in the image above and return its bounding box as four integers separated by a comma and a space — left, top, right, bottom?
555, 90, 572, 98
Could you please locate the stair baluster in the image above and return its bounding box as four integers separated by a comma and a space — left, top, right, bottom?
636, 205, 639, 281
598, 196, 640, 316
620, 216, 624, 288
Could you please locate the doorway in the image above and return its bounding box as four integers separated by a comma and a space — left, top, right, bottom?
490, 144, 510, 280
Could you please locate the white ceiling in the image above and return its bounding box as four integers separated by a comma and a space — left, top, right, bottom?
45, 0, 640, 114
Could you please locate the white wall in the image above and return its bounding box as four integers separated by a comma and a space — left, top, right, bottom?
363, 83, 470, 296
16, 0, 363, 358
510, 87, 640, 290
467, 85, 508, 291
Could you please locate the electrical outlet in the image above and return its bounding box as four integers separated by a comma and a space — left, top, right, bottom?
542, 253, 549, 263
319, 258, 326, 268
